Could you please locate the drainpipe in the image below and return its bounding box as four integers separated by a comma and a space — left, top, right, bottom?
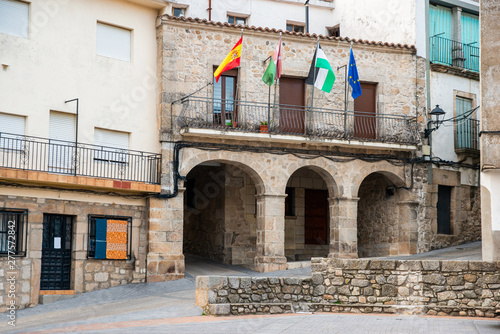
208, 0, 212, 21
305, 0, 310, 33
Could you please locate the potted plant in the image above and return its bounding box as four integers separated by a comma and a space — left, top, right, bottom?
225, 119, 232, 127
260, 121, 268, 133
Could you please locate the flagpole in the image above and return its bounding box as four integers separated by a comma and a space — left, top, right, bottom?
344, 42, 353, 138
235, 29, 244, 127
307, 37, 319, 135
272, 32, 282, 132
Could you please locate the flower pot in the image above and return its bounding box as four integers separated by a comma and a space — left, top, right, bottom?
260, 125, 268, 133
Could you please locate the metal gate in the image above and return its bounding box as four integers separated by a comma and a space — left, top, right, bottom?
41, 214, 73, 290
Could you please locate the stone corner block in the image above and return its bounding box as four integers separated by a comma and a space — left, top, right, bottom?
208, 303, 230, 315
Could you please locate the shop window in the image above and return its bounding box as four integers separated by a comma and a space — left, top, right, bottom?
88, 215, 132, 260
0, 209, 28, 257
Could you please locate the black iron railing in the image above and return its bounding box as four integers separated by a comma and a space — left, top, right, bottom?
0, 133, 161, 184
456, 119, 480, 151
177, 97, 420, 145
430, 35, 479, 72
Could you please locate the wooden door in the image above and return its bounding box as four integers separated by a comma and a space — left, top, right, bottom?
279, 77, 305, 134
354, 83, 377, 139
305, 189, 329, 245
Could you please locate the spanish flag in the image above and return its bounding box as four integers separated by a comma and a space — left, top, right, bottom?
214, 37, 242, 82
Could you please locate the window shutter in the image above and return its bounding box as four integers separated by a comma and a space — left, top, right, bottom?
94, 219, 107, 259
49, 112, 76, 172
94, 128, 129, 163
96, 22, 131, 62
0, 0, 29, 38
0, 113, 25, 150
0, 113, 25, 135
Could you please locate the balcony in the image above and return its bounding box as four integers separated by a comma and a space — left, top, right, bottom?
455, 118, 480, 156
0, 132, 161, 191
177, 97, 420, 150
430, 35, 479, 73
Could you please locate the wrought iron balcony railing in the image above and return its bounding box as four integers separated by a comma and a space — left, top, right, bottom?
455, 118, 480, 151
177, 97, 420, 145
0, 132, 161, 184
430, 35, 479, 73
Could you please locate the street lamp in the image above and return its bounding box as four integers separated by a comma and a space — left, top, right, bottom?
424, 105, 446, 138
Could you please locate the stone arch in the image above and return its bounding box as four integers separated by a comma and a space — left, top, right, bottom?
283, 164, 339, 261
350, 163, 408, 199
356, 168, 416, 258
179, 148, 266, 195
284, 163, 340, 198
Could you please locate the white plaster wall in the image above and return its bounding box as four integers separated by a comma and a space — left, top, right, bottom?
332, 0, 416, 46
482, 171, 500, 231
0, 0, 162, 153
429, 72, 480, 162
174, 0, 417, 46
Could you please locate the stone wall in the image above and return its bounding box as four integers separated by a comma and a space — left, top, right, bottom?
0, 193, 148, 312
197, 258, 500, 318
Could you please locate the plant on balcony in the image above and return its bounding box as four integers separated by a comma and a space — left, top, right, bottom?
259, 121, 268, 133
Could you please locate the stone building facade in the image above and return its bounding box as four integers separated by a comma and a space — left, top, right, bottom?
146, 16, 482, 281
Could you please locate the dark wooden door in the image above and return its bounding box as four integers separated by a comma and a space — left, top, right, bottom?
437, 185, 452, 234
279, 77, 305, 134
354, 83, 377, 139
41, 214, 73, 290
305, 189, 329, 245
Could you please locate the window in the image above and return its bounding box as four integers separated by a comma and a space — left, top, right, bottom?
228, 15, 246, 25
286, 23, 305, 33
88, 215, 132, 260
353, 83, 377, 139
0, 209, 28, 257
327, 26, 340, 37
94, 128, 129, 164
49, 111, 76, 173
96, 22, 131, 62
173, 7, 185, 17
213, 68, 237, 126
0, 0, 28, 38
285, 187, 295, 216
437, 186, 452, 234
455, 96, 478, 150
0, 113, 25, 150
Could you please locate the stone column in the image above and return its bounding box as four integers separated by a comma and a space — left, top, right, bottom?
327, 197, 340, 256
452, 7, 465, 68
146, 189, 185, 282
397, 201, 419, 255
254, 194, 287, 272
329, 197, 359, 259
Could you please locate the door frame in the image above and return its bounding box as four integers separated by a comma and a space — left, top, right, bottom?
40, 214, 74, 290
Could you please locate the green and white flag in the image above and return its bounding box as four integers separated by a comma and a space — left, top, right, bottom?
306, 42, 335, 93
262, 35, 282, 86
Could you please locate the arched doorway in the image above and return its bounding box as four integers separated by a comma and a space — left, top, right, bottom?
284, 167, 336, 261
183, 161, 260, 267
357, 172, 410, 258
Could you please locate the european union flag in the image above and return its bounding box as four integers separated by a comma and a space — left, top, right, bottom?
348, 48, 362, 99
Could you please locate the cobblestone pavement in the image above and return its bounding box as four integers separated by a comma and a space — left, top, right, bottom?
1, 242, 492, 334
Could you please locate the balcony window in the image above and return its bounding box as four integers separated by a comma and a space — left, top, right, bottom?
94, 128, 129, 164
96, 22, 131, 62
455, 96, 479, 151
0, 112, 25, 150
213, 69, 237, 126
0, 0, 29, 38
49, 111, 76, 173
354, 83, 377, 140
